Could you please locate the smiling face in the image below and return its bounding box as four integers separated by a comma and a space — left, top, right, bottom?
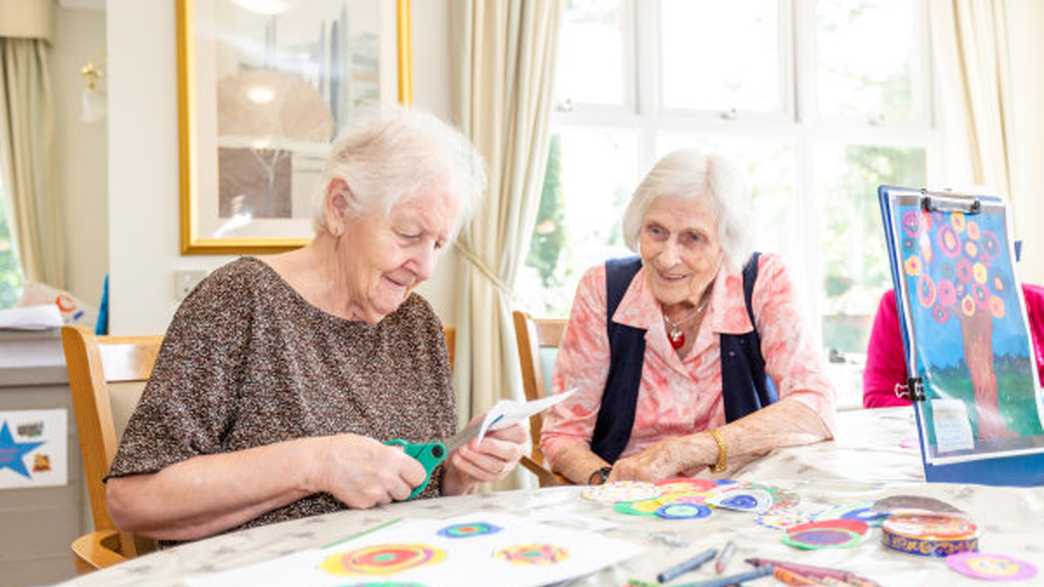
337, 187, 459, 323
638, 195, 724, 307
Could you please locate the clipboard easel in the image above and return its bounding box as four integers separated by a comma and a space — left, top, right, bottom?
878, 185, 1044, 487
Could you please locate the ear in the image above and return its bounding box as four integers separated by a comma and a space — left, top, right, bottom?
323, 178, 351, 236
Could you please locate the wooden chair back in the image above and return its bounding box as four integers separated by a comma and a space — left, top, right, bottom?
511, 311, 570, 486
61, 325, 164, 570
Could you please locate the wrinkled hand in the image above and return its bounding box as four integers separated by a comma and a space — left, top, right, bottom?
313, 434, 426, 509
443, 418, 527, 495
608, 438, 692, 483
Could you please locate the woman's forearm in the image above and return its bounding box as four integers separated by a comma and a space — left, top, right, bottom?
678, 398, 831, 471
546, 441, 609, 484
107, 437, 322, 541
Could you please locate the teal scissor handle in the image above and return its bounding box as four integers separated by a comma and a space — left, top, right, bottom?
384, 439, 448, 500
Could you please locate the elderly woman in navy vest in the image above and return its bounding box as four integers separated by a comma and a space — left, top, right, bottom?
540, 149, 837, 485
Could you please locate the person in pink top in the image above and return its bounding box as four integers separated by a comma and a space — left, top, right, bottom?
862, 286, 1044, 408
540, 149, 836, 486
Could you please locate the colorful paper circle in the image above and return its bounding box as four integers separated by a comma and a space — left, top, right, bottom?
614, 500, 660, 517
756, 508, 811, 530
656, 477, 717, 494
947, 552, 1038, 581
436, 522, 502, 539
495, 544, 569, 566
817, 505, 891, 527
655, 503, 711, 520
581, 481, 661, 504
321, 544, 445, 576
783, 519, 869, 550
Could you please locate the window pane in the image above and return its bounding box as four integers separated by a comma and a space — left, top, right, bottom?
816, 0, 923, 123
519, 127, 639, 316
816, 144, 927, 355
0, 194, 24, 309
660, 0, 782, 113
555, 0, 627, 106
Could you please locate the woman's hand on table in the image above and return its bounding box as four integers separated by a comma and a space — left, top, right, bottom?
443, 419, 527, 495
311, 434, 427, 508
609, 435, 715, 483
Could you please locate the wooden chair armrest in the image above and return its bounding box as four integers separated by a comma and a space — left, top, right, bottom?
72, 529, 127, 574
520, 455, 573, 486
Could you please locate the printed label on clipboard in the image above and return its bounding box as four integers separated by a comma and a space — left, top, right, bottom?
930, 399, 975, 453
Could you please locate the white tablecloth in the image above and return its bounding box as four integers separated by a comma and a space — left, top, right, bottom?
62, 408, 1044, 586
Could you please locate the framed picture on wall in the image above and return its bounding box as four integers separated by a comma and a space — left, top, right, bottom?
176, 0, 413, 254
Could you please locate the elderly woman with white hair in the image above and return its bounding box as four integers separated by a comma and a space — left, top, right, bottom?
541, 149, 836, 485
104, 108, 526, 544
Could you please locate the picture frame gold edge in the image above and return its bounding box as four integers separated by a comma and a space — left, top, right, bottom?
177, 0, 414, 255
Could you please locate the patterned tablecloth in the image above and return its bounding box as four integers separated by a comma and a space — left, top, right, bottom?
61, 408, 1044, 586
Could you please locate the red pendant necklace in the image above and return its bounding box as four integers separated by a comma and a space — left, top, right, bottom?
664, 301, 708, 350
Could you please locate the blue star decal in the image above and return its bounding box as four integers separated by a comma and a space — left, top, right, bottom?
0, 421, 45, 479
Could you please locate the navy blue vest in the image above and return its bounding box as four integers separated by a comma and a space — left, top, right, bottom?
589, 253, 778, 464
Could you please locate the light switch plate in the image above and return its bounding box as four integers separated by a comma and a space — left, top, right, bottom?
173, 270, 208, 301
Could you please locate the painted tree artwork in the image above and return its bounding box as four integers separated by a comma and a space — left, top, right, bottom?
895, 201, 1044, 456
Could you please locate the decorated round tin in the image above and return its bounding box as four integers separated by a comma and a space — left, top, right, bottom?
882, 513, 979, 557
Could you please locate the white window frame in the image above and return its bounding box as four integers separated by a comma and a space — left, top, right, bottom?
547, 0, 940, 348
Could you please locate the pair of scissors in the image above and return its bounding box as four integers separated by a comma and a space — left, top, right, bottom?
384, 417, 489, 500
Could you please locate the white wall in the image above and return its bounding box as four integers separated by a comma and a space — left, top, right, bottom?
106, 0, 459, 335
51, 6, 108, 307
1006, 1, 1044, 286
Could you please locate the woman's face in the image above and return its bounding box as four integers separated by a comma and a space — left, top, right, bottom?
638, 195, 724, 307
339, 187, 459, 323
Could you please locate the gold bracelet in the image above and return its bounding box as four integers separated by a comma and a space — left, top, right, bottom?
708, 428, 728, 473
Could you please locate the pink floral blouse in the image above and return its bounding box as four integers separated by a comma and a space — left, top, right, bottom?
540, 254, 836, 467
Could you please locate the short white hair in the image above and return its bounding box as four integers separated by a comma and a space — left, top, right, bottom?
621, 148, 753, 272
314, 106, 486, 236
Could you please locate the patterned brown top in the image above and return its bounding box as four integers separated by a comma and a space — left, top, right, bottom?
106, 257, 456, 542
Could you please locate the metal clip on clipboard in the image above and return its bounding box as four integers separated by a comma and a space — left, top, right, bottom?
895, 377, 926, 402
920, 188, 982, 215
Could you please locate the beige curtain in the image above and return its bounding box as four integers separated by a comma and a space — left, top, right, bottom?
0, 33, 63, 287
449, 0, 562, 487
928, 1, 1015, 200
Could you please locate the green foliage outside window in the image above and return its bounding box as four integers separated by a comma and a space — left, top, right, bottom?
0, 195, 23, 309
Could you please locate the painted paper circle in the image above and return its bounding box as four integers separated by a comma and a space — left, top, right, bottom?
655, 503, 711, 520
708, 488, 774, 513
581, 481, 661, 504
947, 552, 1038, 581
495, 544, 569, 566
437, 522, 502, 539
321, 544, 445, 576
782, 529, 863, 550
817, 505, 890, 527
756, 508, 811, 530
614, 500, 660, 517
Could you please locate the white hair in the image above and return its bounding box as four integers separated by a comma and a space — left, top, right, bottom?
621, 148, 753, 272
314, 106, 486, 236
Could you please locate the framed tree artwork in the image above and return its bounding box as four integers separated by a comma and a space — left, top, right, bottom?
176, 0, 412, 254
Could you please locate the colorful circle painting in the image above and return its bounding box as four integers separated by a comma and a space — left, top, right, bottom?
655, 503, 711, 520
783, 520, 869, 550
321, 544, 445, 576
495, 544, 569, 566
614, 499, 661, 517
436, 522, 501, 539
656, 477, 717, 494
947, 552, 1038, 581
756, 508, 811, 530
817, 505, 890, 527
